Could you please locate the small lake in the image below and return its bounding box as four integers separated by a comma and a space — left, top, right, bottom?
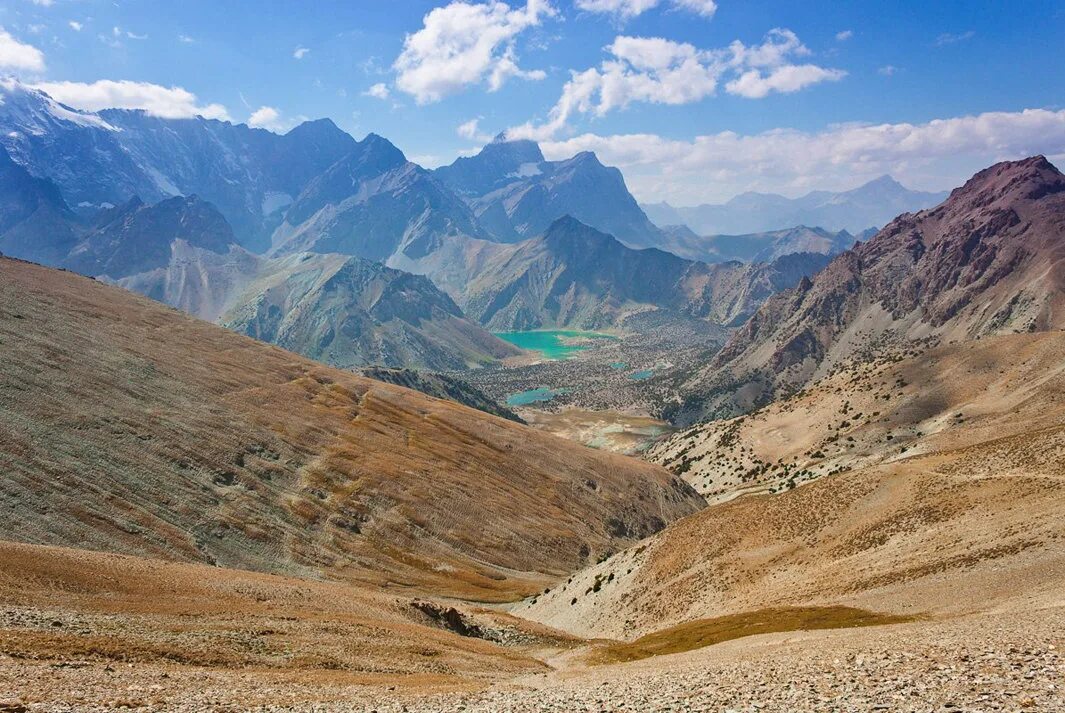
629, 369, 655, 381
506, 387, 570, 407
494, 330, 614, 360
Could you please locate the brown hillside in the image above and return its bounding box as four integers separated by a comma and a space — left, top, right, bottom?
651, 330, 1065, 501
521, 330, 1065, 640
0, 256, 702, 602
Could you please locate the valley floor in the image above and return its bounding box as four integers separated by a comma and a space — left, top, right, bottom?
4, 604, 1061, 711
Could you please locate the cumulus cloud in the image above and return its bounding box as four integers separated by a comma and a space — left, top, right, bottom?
509, 28, 843, 140
457, 117, 494, 142
576, 0, 717, 20
68, 21, 83, 32
248, 106, 282, 129
537, 108, 1065, 204
363, 82, 390, 100
293, 47, 309, 60
32, 80, 230, 120
393, 0, 556, 104
835, 29, 853, 41
726, 63, 845, 99
0, 27, 46, 73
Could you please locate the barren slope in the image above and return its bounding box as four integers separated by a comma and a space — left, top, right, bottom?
0, 256, 702, 603
651, 330, 1065, 500
521, 329, 1065, 640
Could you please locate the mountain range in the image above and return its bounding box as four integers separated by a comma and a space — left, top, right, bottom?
405, 216, 831, 331
0, 80, 841, 361
653, 224, 873, 264
665, 156, 1065, 424
644, 175, 949, 236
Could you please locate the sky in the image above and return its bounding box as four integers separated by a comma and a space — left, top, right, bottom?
1, 0, 1064, 204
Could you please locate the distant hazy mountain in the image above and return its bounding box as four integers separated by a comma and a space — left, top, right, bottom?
268, 134, 488, 264
120, 238, 522, 371
217, 251, 519, 371
64, 195, 234, 279
655, 225, 863, 264
435, 136, 664, 249
0, 182, 516, 371
0, 80, 356, 251
643, 176, 949, 235
668, 156, 1065, 424
0, 148, 80, 264
414, 216, 830, 331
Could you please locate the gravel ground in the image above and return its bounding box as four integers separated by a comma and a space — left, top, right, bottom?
2, 608, 1061, 712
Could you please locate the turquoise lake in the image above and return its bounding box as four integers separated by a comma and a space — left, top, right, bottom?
506, 387, 570, 407
493, 330, 615, 360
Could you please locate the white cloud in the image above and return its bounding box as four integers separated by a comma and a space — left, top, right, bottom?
293, 46, 309, 60
671, 0, 718, 17
935, 30, 974, 46
457, 117, 494, 142
68, 21, 83, 32
878, 65, 898, 76
835, 29, 853, 41
576, 0, 717, 19
537, 108, 1065, 204
248, 106, 282, 130
178, 34, 196, 44
30, 0, 54, 6
32, 80, 230, 120
0, 27, 45, 73
393, 0, 557, 104
126, 31, 148, 40
726, 63, 845, 99
509, 29, 843, 140
363, 82, 390, 100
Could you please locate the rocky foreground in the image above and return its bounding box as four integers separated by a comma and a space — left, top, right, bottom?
2, 607, 1060, 712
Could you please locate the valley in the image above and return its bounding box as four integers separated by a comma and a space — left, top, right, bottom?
1, 55, 1064, 713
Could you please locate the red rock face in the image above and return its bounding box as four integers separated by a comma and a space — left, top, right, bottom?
680, 157, 1065, 423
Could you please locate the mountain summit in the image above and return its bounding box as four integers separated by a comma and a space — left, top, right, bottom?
434, 138, 664, 248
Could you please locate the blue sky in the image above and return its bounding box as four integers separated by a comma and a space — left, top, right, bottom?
2, 0, 1064, 203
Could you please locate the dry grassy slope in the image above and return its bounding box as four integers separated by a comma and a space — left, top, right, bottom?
0, 539, 546, 686
518, 330, 1065, 640
0, 257, 702, 602
650, 330, 1065, 500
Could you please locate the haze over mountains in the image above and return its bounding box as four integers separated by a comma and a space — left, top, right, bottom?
417, 216, 831, 331
644, 175, 949, 236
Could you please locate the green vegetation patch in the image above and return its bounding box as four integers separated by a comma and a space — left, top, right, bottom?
590, 606, 916, 664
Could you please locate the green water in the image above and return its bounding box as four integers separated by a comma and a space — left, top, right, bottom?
629, 369, 654, 381
494, 330, 614, 360
506, 387, 569, 407
609, 361, 628, 370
